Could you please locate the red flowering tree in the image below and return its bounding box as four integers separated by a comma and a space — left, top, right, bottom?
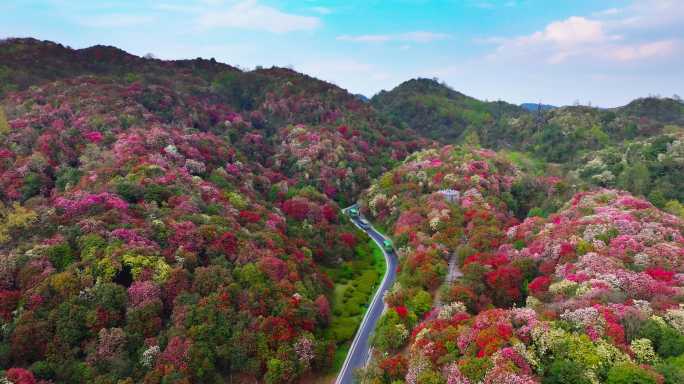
282, 198, 310, 221
5, 368, 36, 384
314, 295, 331, 325
485, 265, 523, 307
0, 290, 21, 320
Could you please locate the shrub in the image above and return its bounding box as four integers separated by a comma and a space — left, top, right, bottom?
459, 357, 492, 383
636, 319, 665, 346
0, 106, 8, 135
115, 181, 143, 203
416, 369, 443, 384
485, 265, 522, 307
409, 289, 432, 317
55, 167, 82, 192
456, 245, 476, 267
0, 290, 21, 320
461, 262, 488, 294
544, 359, 591, 384
639, 318, 684, 358
0, 203, 37, 243
657, 327, 684, 358
527, 276, 551, 296
527, 207, 547, 218
46, 243, 75, 271
5, 368, 37, 384
656, 354, 684, 384
29, 360, 53, 380
143, 184, 172, 203
606, 362, 661, 384
513, 239, 526, 250
373, 310, 409, 352
265, 357, 295, 384
328, 317, 357, 343
21, 172, 44, 200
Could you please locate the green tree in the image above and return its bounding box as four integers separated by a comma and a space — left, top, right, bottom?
0, 105, 9, 135
409, 289, 433, 317
265, 358, 295, 384
665, 200, 684, 218
657, 354, 684, 384
22, 172, 44, 200
459, 357, 492, 383
52, 301, 90, 347
463, 130, 480, 147
544, 359, 592, 384
606, 362, 659, 384
618, 162, 650, 197
55, 167, 82, 192
92, 282, 127, 311
211, 71, 267, 111
372, 310, 409, 352
46, 243, 75, 271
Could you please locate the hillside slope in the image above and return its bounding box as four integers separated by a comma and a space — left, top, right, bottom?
371, 78, 684, 210
372, 78, 683, 159
0, 38, 433, 384
371, 78, 528, 145
357, 145, 684, 384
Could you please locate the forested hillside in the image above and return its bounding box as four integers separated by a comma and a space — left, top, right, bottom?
0, 37, 683, 384
0, 38, 430, 384
372, 78, 684, 211
358, 147, 684, 384
371, 78, 528, 144
360, 81, 684, 384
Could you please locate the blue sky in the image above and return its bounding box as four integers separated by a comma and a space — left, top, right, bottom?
1, 0, 682, 107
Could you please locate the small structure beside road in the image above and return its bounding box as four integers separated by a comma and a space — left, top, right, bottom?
438, 189, 460, 203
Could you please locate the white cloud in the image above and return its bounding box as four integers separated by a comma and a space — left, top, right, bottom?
485, 1, 682, 65
337, 31, 450, 43
198, 0, 320, 33
540, 16, 611, 46
607, 40, 676, 61
614, 0, 684, 29
77, 14, 155, 28
190, 0, 320, 33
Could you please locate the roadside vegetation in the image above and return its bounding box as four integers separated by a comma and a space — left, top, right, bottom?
324, 238, 386, 372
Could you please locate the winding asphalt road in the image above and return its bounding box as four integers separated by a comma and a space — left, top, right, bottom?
335, 205, 398, 384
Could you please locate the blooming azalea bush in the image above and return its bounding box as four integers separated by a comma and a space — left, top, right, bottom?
511, 190, 684, 316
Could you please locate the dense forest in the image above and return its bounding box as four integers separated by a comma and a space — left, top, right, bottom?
0, 38, 683, 384
358, 146, 684, 384
373, 78, 684, 213
0, 38, 429, 384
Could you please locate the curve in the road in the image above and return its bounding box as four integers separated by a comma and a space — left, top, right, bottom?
335, 206, 398, 384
